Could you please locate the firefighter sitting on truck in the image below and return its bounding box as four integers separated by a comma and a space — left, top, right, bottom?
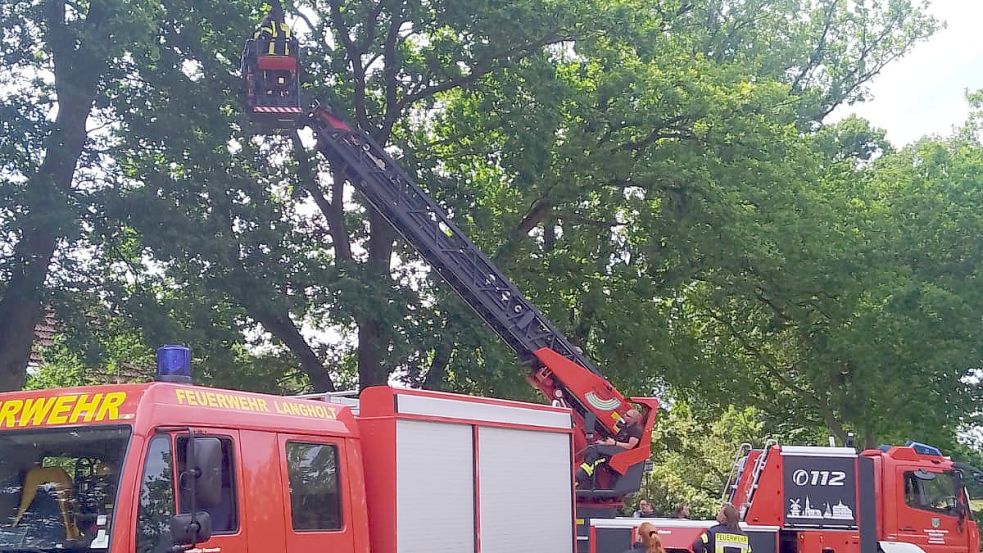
576, 408, 644, 488
693, 503, 750, 553
600, 408, 644, 450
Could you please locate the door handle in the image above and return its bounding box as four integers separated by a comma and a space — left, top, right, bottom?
901, 527, 916, 532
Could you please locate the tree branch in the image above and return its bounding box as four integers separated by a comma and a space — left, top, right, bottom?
291, 131, 353, 261
813, 12, 918, 120
327, 0, 370, 128
492, 195, 553, 263
791, 1, 837, 93
753, 285, 793, 324
355, 0, 387, 53
397, 33, 567, 111
45, 0, 70, 80
621, 115, 694, 153
705, 307, 814, 401
376, 6, 405, 142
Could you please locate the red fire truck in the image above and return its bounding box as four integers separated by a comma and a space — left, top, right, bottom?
590, 443, 982, 553
0, 374, 582, 553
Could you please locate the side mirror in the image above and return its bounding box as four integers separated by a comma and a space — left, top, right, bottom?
170, 512, 212, 546
191, 438, 223, 508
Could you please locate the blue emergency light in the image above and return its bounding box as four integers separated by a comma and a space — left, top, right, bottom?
905, 441, 943, 457
156, 345, 192, 383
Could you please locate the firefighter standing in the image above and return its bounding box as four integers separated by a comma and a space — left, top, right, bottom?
692, 504, 751, 553
247, 1, 300, 107
254, 5, 295, 57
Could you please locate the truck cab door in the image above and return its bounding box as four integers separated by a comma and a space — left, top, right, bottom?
276, 433, 355, 553
174, 430, 247, 553
894, 467, 970, 553
132, 430, 248, 553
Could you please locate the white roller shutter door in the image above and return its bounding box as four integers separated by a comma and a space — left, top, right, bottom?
477, 426, 573, 553
396, 420, 475, 553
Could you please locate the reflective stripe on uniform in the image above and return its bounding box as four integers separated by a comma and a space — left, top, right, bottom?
263, 22, 292, 55
579, 458, 606, 477
714, 532, 750, 553
280, 23, 291, 55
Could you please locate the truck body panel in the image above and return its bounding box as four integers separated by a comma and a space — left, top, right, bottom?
239, 429, 289, 552
359, 386, 575, 553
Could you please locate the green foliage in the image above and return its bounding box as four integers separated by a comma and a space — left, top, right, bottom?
407, 0, 960, 452
631, 402, 768, 518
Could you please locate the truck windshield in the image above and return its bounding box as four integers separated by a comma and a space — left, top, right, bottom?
0, 426, 130, 552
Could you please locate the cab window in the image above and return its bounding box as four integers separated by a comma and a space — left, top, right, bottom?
285, 442, 342, 531
176, 436, 239, 533
904, 470, 960, 515
135, 435, 175, 553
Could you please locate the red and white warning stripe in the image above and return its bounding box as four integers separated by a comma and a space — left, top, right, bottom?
252, 106, 304, 113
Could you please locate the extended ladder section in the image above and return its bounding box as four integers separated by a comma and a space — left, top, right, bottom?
239, 2, 659, 505
301, 111, 662, 488
308, 109, 601, 377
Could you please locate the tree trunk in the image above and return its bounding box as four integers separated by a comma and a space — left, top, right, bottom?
0, 0, 111, 391
0, 231, 55, 390
357, 210, 396, 389
355, 313, 388, 388
823, 408, 849, 445
0, 86, 95, 392
251, 309, 336, 393
422, 337, 454, 390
